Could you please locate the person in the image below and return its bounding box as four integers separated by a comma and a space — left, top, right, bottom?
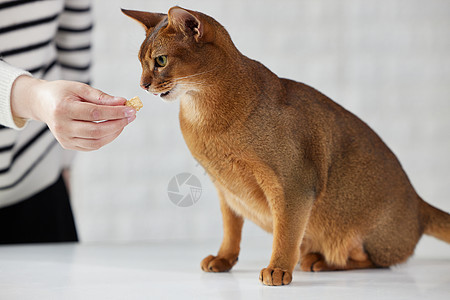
0, 0, 136, 243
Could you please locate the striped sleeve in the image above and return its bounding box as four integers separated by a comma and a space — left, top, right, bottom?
0, 60, 31, 129
55, 0, 92, 84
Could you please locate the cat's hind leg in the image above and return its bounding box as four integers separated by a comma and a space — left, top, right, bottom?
300, 251, 376, 272
300, 237, 377, 272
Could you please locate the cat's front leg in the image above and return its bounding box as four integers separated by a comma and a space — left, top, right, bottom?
259, 194, 314, 286
201, 190, 244, 272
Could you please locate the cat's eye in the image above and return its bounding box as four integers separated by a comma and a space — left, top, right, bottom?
155, 55, 168, 68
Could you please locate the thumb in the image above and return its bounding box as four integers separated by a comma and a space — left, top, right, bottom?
78, 84, 127, 106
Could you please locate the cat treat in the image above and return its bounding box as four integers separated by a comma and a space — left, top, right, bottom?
125, 96, 143, 111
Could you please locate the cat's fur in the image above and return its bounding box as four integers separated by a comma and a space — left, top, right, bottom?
123, 7, 450, 286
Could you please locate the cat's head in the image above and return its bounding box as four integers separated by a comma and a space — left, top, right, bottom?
122, 6, 232, 102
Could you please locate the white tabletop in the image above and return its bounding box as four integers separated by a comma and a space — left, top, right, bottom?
0, 237, 449, 300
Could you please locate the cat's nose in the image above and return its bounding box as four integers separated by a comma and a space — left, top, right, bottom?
140, 82, 151, 90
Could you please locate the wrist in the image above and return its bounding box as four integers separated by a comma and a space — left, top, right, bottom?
10, 75, 45, 122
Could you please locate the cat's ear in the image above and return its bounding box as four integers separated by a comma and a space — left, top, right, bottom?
121, 9, 166, 31
167, 6, 214, 43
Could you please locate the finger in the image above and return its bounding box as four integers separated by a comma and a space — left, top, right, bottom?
69, 101, 136, 122
72, 128, 124, 151
71, 118, 130, 139
77, 84, 127, 106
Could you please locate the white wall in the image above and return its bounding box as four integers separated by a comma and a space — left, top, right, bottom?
72, 0, 450, 258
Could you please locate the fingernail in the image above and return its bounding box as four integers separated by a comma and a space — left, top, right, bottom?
125, 108, 136, 117
127, 115, 136, 123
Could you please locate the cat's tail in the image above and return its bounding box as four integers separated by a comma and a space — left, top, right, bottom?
420, 198, 450, 243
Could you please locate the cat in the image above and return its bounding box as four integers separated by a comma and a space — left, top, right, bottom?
122, 6, 450, 286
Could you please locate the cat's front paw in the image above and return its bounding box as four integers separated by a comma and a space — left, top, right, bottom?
201, 255, 238, 272
259, 267, 292, 286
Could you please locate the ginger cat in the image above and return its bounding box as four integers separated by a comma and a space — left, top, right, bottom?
122, 7, 450, 286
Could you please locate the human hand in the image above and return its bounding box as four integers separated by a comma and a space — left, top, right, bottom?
11, 76, 136, 151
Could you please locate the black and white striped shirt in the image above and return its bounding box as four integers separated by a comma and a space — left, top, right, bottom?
0, 0, 92, 207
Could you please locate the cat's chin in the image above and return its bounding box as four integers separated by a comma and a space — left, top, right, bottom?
150, 87, 179, 102
150, 85, 197, 103
159, 91, 176, 102
159, 91, 179, 102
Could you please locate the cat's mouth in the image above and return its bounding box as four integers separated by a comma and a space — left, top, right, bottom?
160, 90, 171, 98
153, 87, 174, 98
152, 91, 170, 97
151, 84, 181, 101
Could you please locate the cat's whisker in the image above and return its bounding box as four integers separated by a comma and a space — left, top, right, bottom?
176, 82, 214, 89
173, 67, 218, 81
175, 79, 214, 86
176, 80, 212, 85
